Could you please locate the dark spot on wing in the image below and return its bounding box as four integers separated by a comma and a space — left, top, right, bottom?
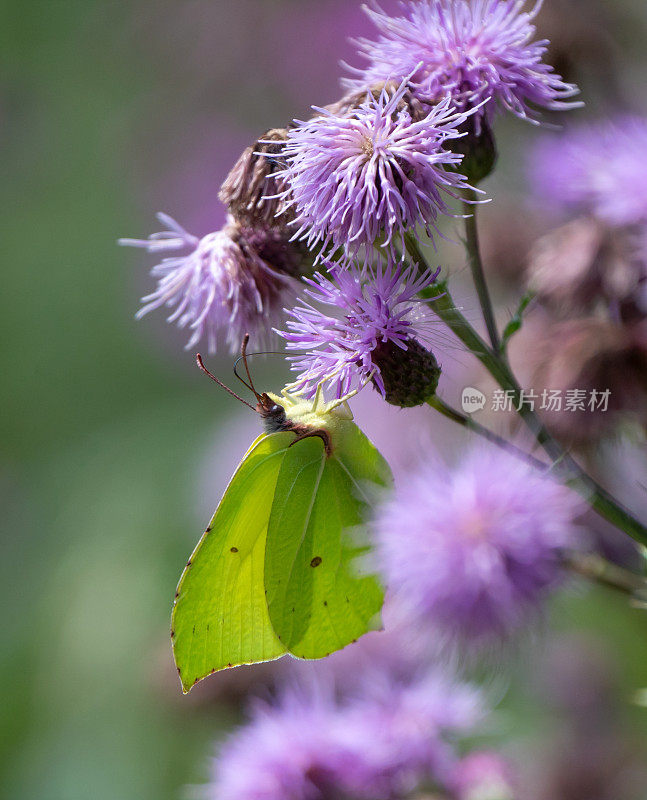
206, 527, 212, 533
310, 556, 322, 568
323, 601, 328, 607
230, 546, 239, 553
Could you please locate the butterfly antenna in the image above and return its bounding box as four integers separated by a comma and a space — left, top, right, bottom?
195, 354, 256, 411
239, 334, 263, 402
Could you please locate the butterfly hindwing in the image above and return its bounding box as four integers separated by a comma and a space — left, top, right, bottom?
171, 433, 293, 692
264, 423, 390, 659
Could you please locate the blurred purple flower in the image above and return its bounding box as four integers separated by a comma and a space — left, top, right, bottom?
276, 77, 472, 261
208, 669, 485, 800
209, 687, 339, 800
120, 213, 299, 354
375, 446, 582, 646
451, 751, 516, 800
278, 260, 439, 399
344, 0, 580, 128
530, 117, 647, 227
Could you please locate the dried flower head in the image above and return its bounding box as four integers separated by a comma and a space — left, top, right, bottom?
119, 213, 300, 353
219, 128, 292, 228
530, 117, 647, 227
527, 217, 647, 319
530, 317, 647, 444
278, 260, 441, 403
345, 0, 580, 127
323, 77, 433, 121
375, 446, 582, 646
276, 77, 472, 261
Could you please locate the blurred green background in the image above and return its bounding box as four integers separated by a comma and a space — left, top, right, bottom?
2, 1, 647, 798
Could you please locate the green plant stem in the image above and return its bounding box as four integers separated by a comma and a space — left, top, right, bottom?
426, 395, 546, 471
462, 190, 501, 351
404, 236, 647, 548
562, 551, 647, 600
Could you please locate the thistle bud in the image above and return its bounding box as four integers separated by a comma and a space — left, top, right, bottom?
449, 114, 497, 185
219, 129, 291, 228
371, 338, 441, 408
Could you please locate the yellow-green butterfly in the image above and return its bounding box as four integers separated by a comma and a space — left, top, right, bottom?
171, 338, 392, 692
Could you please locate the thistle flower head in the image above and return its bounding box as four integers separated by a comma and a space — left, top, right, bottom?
345, 0, 580, 127
375, 446, 582, 646
208, 670, 485, 800
276, 76, 472, 261
119, 213, 298, 354
278, 260, 441, 402
531, 116, 647, 227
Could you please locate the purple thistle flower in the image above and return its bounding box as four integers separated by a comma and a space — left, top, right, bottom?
208, 670, 485, 800
530, 116, 647, 227
119, 213, 299, 354
375, 446, 582, 646
334, 671, 485, 796
275, 76, 473, 261
278, 259, 440, 399
345, 0, 581, 128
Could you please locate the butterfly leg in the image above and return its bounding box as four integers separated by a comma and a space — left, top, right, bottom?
289, 428, 333, 458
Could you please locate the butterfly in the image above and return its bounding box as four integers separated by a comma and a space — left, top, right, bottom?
171, 337, 392, 692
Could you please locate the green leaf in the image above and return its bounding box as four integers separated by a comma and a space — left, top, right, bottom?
264, 426, 389, 659
171, 433, 292, 692
501, 290, 534, 353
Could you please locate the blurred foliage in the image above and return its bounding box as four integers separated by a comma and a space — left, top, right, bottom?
1, 1, 647, 799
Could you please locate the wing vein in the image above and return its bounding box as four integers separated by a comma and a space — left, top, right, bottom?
275, 452, 326, 606
333, 455, 374, 505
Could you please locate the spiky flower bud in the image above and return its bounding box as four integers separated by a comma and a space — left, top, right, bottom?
219, 128, 292, 228
371, 338, 441, 407
449, 115, 497, 185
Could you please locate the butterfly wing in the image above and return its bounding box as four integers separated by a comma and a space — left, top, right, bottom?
264, 423, 391, 659
172, 432, 293, 692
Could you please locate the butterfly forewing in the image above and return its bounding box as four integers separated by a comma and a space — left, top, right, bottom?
172, 433, 292, 692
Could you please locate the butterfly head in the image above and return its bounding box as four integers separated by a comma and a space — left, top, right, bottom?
256, 392, 289, 433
